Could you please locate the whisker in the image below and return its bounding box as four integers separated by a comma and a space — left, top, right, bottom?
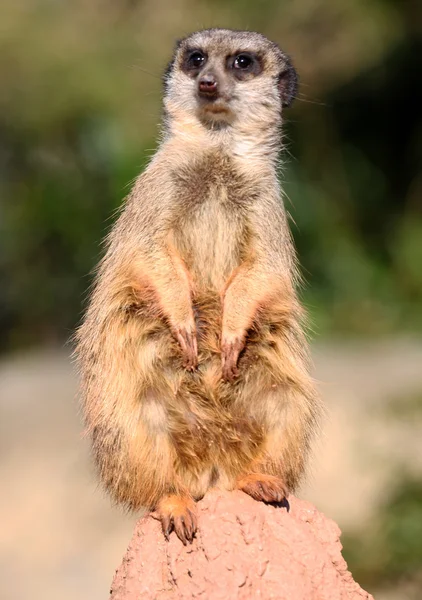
129, 64, 161, 80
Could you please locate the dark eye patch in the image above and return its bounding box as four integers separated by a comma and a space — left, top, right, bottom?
227, 52, 262, 79
181, 48, 207, 75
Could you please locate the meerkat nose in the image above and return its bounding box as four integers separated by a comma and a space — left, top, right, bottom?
198, 73, 219, 97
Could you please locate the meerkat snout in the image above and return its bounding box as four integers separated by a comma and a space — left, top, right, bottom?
198, 73, 219, 98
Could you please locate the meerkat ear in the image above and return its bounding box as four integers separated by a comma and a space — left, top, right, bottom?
278, 61, 298, 108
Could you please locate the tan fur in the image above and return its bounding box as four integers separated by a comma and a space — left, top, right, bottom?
75, 29, 322, 536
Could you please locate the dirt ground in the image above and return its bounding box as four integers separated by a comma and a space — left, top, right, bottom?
1, 339, 422, 600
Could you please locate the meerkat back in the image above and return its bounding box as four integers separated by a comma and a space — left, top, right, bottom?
75, 28, 322, 545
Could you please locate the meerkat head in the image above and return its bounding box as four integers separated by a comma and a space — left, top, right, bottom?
163, 28, 298, 128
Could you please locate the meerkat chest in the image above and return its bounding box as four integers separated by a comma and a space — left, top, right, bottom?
172, 191, 248, 290
170, 153, 256, 290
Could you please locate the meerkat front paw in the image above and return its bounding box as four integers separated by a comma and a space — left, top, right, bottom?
172, 323, 198, 371
221, 333, 245, 381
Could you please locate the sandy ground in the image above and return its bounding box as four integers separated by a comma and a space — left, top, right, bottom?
1, 339, 422, 600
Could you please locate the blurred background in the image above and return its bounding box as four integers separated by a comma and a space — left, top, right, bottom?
0, 0, 421, 598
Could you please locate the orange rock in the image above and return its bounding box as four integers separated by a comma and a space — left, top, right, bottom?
110, 491, 373, 600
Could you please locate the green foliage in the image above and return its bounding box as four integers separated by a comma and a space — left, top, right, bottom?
0, 0, 421, 348
342, 476, 422, 595
342, 391, 422, 596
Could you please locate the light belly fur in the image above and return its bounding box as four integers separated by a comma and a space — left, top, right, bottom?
175, 193, 244, 292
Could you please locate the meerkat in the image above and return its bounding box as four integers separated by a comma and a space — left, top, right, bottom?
75, 28, 322, 545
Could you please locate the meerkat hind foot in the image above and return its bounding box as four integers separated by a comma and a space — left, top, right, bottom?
156, 494, 197, 545
237, 473, 288, 504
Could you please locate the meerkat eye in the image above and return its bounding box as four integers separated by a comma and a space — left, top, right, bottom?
233, 54, 253, 70
188, 51, 206, 69
228, 52, 261, 79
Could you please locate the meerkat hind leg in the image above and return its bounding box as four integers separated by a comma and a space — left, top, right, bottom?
236, 473, 288, 504
156, 493, 197, 545
233, 382, 319, 504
